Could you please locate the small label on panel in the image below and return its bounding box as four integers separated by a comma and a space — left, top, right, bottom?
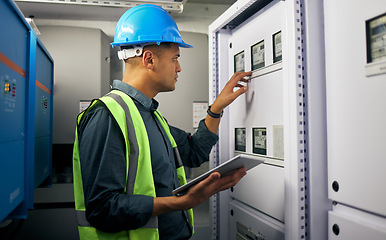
79, 100, 92, 113
273, 31, 282, 63
234, 51, 245, 72
193, 101, 208, 128
273, 125, 284, 159
253, 128, 267, 155
235, 128, 246, 152
365, 60, 386, 76
251, 40, 265, 70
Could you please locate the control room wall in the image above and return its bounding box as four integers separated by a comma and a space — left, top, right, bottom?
37, 25, 110, 144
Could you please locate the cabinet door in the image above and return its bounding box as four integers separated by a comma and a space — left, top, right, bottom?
325, 0, 386, 216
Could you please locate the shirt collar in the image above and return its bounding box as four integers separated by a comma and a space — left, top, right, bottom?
112, 80, 159, 111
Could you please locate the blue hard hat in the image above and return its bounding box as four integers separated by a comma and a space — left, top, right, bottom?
111, 4, 193, 48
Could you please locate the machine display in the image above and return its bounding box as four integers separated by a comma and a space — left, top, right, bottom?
235, 128, 246, 152
273, 31, 282, 63
234, 50, 245, 72
366, 13, 386, 63
251, 40, 265, 70
253, 127, 267, 155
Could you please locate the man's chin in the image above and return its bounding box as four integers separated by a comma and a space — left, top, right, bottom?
160, 87, 175, 93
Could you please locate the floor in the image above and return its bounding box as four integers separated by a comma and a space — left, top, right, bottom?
11, 183, 211, 240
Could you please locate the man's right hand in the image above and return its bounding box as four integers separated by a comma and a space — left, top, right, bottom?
152, 167, 246, 216
181, 167, 247, 209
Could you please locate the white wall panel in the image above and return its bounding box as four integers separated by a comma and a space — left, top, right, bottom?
38, 26, 110, 144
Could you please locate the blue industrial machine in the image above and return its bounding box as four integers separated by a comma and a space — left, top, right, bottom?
0, 0, 53, 223
31, 35, 54, 190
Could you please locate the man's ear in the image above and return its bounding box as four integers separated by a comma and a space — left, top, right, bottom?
142, 50, 155, 69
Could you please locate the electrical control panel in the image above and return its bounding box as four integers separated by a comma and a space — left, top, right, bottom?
209, 0, 290, 239
211, 0, 386, 239
210, 0, 320, 239
0, 0, 53, 222
221, 0, 285, 223
227, 1, 284, 162
0, 0, 30, 222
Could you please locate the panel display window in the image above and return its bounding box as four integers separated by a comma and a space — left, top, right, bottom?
234, 51, 245, 72
253, 128, 267, 155
273, 31, 282, 63
366, 12, 386, 63
235, 128, 246, 152
251, 40, 265, 70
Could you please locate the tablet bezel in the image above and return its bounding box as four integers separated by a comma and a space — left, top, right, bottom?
172, 154, 264, 195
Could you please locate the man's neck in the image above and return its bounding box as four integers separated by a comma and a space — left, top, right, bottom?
122, 74, 158, 100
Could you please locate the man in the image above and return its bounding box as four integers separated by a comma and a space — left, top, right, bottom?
73, 4, 252, 240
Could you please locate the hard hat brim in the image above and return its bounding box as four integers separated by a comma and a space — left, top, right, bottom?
111, 40, 193, 48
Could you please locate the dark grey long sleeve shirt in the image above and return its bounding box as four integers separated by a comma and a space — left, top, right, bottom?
77, 80, 218, 240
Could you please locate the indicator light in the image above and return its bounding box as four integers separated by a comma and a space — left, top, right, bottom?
4, 80, 10, 94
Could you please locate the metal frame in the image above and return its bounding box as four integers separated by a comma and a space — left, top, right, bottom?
14, 0, 185, 12
282, 0, 309, 238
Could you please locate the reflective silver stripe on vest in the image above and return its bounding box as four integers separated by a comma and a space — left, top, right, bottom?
173, 147, 183, 169
105, 93, 158, 229
143, 216, 158, 229
76, 210, 92, 227
106, 93, 139, 195
75, 210, 158, 229
154, 111, 183, 169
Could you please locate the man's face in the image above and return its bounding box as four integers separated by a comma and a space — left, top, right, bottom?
152, 43, 181, 93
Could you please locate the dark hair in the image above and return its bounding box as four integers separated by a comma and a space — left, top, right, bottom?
123, 42, 173, 64
143, 42, 172, 57
121, 42, 171, 51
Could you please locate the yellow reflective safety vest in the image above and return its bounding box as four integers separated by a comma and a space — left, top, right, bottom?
73, 90, 194, 240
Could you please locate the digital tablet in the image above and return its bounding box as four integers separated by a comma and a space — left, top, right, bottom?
172, 154, 264, 195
